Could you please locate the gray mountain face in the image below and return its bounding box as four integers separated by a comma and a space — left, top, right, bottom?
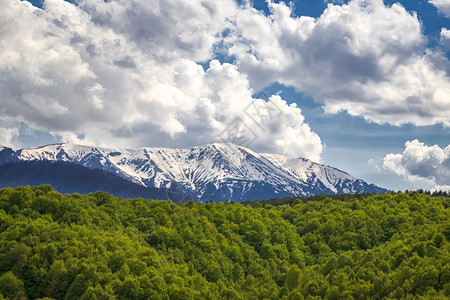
0, 143, 387, 202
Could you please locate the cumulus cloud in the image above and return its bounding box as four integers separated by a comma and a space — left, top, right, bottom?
75, 0, 236, 62
383, 140, 450, 188
441, 28, 450, 50
429, 0, 450, 18
2, 0, 450, 161
227, 0, 450, 126
0, 0, 322, 160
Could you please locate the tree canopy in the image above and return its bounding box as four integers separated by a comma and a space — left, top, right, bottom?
0, 185, 448, 299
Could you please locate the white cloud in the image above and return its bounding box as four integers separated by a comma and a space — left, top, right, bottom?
75, 0, 237, 62
227, 0, 450, 126
368, 158, 382, 172
433, 185, 450, 192
0, 127, 19, 148
383, 140, 450, 189
0, 0, 322, 160
429, 0, 450, 18
441, 28, 450, 50
2, 0, 449, 162
324, 0, 346, 4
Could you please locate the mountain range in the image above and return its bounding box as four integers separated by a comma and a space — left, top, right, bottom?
0, 161, 190, 202
0, 143, 387, 202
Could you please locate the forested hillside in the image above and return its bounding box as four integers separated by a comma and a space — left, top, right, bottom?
0, 186, 449, 299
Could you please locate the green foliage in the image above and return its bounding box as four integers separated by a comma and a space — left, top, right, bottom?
0, 272, 26, 299
0, 186, 448, 299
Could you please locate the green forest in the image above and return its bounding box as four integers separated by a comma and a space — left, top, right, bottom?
0, 186, 449, 299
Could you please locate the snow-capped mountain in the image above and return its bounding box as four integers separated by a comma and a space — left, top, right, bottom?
0, 143, 387, 201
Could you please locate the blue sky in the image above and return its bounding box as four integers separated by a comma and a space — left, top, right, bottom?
1, 0, 449, 191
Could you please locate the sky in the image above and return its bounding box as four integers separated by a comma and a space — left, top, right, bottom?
0, 0, 449, 192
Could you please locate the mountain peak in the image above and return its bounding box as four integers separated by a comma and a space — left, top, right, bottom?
196, 142, 245, 152
0, 142, 388, 201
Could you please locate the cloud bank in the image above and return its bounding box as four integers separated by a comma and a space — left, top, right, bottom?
383, 140, 450, 190
227, 0, 450, 126
0, 0, 322, 160
1, 0, 450, 162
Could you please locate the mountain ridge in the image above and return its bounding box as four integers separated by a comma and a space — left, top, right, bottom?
0, 143, 388, 201
0, 161, 190, 202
